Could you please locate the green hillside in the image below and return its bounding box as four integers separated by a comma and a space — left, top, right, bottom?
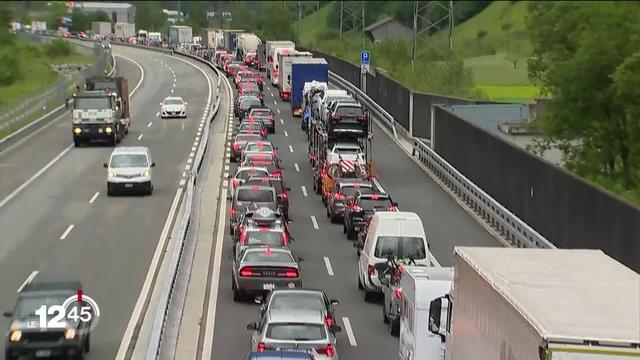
296, 2, 336, 45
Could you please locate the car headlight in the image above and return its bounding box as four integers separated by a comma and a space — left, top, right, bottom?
74, 128, 82, 134
105, 127, 112, 134
9, 330, 21, 342
141, 170, 150, 177
64, 328, 76, 340
108, 171, 116, 177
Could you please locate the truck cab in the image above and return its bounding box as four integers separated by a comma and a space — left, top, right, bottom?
399, 266, 452, 360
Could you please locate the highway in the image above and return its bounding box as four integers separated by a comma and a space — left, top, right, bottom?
208, 75, 500, 359
0, 44, 217, 359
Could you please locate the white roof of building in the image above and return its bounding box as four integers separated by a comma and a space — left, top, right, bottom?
74, 2, 134, 10
112, 146, 149, 154
456, 247, 640, 345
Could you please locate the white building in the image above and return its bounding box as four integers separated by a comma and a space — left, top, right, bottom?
72, 2, 135, 24
162, 9, 185, 24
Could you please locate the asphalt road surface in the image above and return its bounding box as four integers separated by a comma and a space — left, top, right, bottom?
0, 45, 218, 360
209, 75, 499, 359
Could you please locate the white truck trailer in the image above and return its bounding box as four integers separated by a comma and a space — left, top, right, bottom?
91, 21, 111, 36
236, 33, 261, 60
428, 247, 640, 360
114, 22, 135, 40
267, 42, 295, 82
399, 266, 453, 360
278, 50, 313, 101
169, 25, 192, 45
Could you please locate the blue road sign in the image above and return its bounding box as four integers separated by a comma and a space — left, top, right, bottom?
360, 51, 370, 65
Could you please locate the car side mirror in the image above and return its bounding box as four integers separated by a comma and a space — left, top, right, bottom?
393, 202, 399, 207
246, 322, 258, 331
254, 296, 263, 304
3, 311, 13, 318
330, 299, 339, 306
103, 162, 108, 168
331, 325, 342, 333
184, 102, 188, 106
151, 162, 156, 167
159, 102, 163, 106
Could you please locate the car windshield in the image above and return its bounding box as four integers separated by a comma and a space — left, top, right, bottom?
110, 154, 148, 168
245, 231, 281, 246
374, 236, 426, 259
240, 124, 262, 132
243, 251, 293, 263
266, 323, 326, 341
237, 169, 269, 180
164, 98, 183, 105
335, 146, 361, 154
246, 154, 274, 162
237, 189, 274, 202
270, 293, 325, 312
236, 134, 262, 142
335, 106, 364, 117
16, 295, 68, 318
342, 185, 373, 197
245, 143, 274, 152
74, 97, 111, 109
359, 197, 393, 211
250, 110, 271, 117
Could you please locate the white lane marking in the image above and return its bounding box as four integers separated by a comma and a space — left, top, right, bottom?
187, 158, 193, 165
294, 163, 300, 172
342, 317, 358, 346
301, 186, 307, 197
0, 145, 72, 210
170, 88, 174, 93
189, 151, 195, 158
147, 121, 152, 127
224, 164, 229, 172
372, 177, 385, 194
179, 179, 186, 186
311, 215, 319, 230
289, 145, 293, 153
324, 257, 334, 276
182, 171, 187, 178
273, 100, 277, 105
280, 118, 284, 125
277, 109, 280, 114
185, 163, 191, 170
115, 188, 184, 360
192, 146, 197, 151
284, 130, 288, 137
155, 111, 160, 117
137, 134, 143, 141
17, 271, 38, 293
88, 192, 99, 204
59, 224, 74, 240
182, 121, 185, 131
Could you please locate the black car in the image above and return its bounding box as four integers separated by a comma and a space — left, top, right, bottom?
237, 97, 263, 120
4, 281, 91, 360
245, 176, 291, 221
343, 192, 398, 240
326, 180, 375, 223
247, 107, 275, 133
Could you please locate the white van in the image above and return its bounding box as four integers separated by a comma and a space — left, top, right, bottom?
356, 212, 431, 300
104, 146, 155, 196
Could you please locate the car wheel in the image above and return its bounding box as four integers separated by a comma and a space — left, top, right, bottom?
390, 318, 400, 337
73, 349, 85, 360
315, 181, 321, 194
229, 224, 234, 236
108, 136, 116, 147
383, 303, 389, 324
364, 290, 375, 302
343, 222, 347, 234
84, 334, 91, 352
330, 213, 339, 224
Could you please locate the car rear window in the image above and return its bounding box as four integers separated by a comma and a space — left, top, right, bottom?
164, 98, 183, 105
246, 153, 274, 162
335, 106, 364, 117
246, 231, 281, 246
266, 323, 326, 341
242, 99, 262, 107
245, 143, 274, 152
341, 185, 373, 197
243, 251, 293, 263
250, 110, 271, 117
237, 169, 269, 180
374, 236, 426, 259
236, 134, 262, 142
237, 189, 274, 202
240, 124, 262, 132
270, 293, 325, 312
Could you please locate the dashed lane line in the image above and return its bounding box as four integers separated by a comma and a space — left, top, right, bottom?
289, 145, 293, 153
137, 134, 143, 141
284, 130, 288, 137
294, 163, 300, 172
310, 215, 319, 230
89, 192, 99, 204
147, 121, 152, 127
17, 271, 38, 293
301, 186, 307, 197
59, 224, 75, 240
324, 257, 334, 276
342, 317, 358, 346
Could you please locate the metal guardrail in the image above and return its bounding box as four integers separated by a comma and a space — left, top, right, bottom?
329, 71, 556, 250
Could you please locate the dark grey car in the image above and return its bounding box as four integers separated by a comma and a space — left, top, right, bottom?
230, 185, 278, 235
326, 180, 374, 223
232, 248, 302, 302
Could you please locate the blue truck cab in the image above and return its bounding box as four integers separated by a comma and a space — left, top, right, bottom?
290, 58, 328, 117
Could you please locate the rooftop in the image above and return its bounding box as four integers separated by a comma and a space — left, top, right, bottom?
74, 2, 134, 10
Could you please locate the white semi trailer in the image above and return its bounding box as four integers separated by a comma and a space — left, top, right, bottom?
428, 247, 640, 360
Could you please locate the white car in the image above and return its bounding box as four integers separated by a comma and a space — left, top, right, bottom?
160, 96, 187, 118
104, 146, 155, 196
327, 142, 366, 164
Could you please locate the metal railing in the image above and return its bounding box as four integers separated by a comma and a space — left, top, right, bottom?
329, 70, 556, 250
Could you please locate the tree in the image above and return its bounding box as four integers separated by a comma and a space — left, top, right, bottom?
46, 1, 68, 30
259, 2, 295, 41
528, 1, 640, 190
135, 2, 167, 31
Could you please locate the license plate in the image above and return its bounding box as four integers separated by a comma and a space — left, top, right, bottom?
98, 128, 103, 133
125, 184, 133, 188
276, 348, 311, 353
35, 350, 52, 357
263, 283, 275, 290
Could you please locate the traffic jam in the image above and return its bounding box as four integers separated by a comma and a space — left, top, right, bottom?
183, 31, 435, 360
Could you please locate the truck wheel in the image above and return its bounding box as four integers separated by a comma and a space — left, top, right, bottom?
390, 319, 400, 337
364, 290, 375, 302
84, 334, 91, 352
73, 138, 81, 148
343, 222, 347, 234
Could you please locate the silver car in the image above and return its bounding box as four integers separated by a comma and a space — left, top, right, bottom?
104, 146, 155, 196
232, 247, 302, 302
246, 309, 340, 359
160, 96, 187, 118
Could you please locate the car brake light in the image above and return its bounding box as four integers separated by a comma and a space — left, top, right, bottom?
330, 114, 341, 121
239, 267, 255, 277
232, 143, 240, 150
352, 205, 363, 212
257, 342, 272, 352
334, 193, 345, 201
317, 344, 335, 356
368, 265, 376, 276
232, 179, 240, 188
259, 227, 269, 233
281, 232, 288, 246
388, 205, 399, 211
239, 231, 247, 245
370, 194, 379, 200
357, 114, 368, 121
284, 268, 298, 278
394, 288, 403, 299
279, 191, 288, 200
230, 207, 237, 216
272, 171, 281, 177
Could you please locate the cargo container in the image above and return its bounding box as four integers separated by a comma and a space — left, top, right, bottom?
91, 21, 111, 36
222, 29, 245, 52
271, 47, 295, 87
290, 58, 328, 116
279, 51, 313, 102
256, 43, 266, 71
114, 22, 135, 39
169, 25, 193, 45
202, 28, 223, 49
265, 41, 295, 81
428, 247, 640, 360
236, 33, 261, 60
